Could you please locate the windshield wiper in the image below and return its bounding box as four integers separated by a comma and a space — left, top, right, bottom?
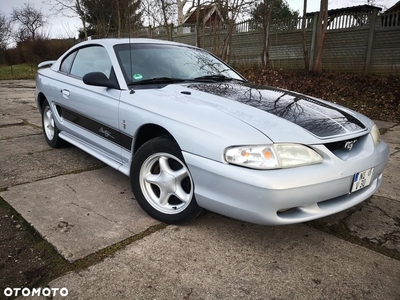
193, 74, 247, 83
128, 77, 187, 86
193, 74, 233, 82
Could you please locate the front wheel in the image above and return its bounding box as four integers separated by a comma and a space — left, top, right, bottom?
130, 136, 203, 224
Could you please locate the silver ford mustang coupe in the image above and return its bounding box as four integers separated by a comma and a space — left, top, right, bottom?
35, 38, 389, 225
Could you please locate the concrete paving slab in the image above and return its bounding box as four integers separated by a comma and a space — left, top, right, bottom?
1, 167, 159, 261
376, 150, 400, 201
346, 196, 400, 252
386, 142, 399, 156
0, 114, 24, 126
0, 125, 42, 140
21, 112, 42, 128
375, 121, 398, 155
0, 80, 36, 89
0, 82, 44, 128
0, 86, 38, 101
48, 213, 400, 299
1, 103, 43, 128
0, 135, 52, 155
374, 120, 397, 131
4, 94, 35, 102
382, 125, 400, 144
1, 98, 36, 112
0, 94, 35, 103
0, 144, 105, 189
1, 93, 35, 107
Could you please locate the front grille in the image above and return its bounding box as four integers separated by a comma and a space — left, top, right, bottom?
324, 136, 361, 152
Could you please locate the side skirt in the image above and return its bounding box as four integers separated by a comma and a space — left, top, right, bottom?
59, 131, 130, 176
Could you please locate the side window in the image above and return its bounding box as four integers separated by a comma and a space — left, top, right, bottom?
70, 46, 112, 78
60, 51, 76, 73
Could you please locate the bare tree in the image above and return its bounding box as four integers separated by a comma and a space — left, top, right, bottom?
195, 0, 201, 47
141, 0, 175, 32
142, 0, 161, 28
313, 0, 328, 73
45, 0, 89, 39
0, 11, 13, 50
301, 0, 309, 71
11, 3, 46, 41
160, 0, 176, 39
218, 0, 253, 63
257, 0, 275, 69
252, 0, 299, 68
177, 0, 191, 25
14, 27, 31, 43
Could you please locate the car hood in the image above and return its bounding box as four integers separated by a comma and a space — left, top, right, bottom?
178, 81, 369, 143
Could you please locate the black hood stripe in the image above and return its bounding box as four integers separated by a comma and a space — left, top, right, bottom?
186, 82, 365, 138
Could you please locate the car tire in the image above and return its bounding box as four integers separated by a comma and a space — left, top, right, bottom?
41, 100, 66, 148
130, 136, 203, 224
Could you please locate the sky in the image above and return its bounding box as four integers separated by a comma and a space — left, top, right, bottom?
0, 0, 398, 39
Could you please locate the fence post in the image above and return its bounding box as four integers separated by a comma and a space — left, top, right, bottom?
309, 13, 319, 71
364, 9, 378, 75
170, 24, 174, 41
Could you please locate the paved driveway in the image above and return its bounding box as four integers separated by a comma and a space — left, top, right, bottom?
1, 80, 399, 299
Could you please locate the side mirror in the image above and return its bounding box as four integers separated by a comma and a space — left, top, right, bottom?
83, 72, 119, 89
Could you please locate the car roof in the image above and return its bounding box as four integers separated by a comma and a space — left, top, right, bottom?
77, 38, 192, 48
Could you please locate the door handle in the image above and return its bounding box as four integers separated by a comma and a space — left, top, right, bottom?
61, 89, 70, 99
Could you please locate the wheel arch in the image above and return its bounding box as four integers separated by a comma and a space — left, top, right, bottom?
133, 123, 179, 154
37, 92, 47, 114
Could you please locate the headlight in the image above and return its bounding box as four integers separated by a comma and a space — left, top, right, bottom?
371, 124, 381, 145
224, 144, 323, 170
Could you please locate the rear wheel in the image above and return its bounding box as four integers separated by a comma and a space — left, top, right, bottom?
130, 136, 203, 224
42, 100, 66, 148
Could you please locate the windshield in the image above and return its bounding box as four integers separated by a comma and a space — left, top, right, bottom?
114, 43, 244, 85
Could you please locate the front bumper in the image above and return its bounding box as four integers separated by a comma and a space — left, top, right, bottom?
183, 140, 389, 225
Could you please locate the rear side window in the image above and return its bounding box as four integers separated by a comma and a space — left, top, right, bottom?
70, 46, 112, 78
60, 51, 76, 73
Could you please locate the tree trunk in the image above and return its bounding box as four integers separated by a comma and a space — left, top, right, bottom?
314, 0, 328, 73
176, 0, 187, 34
301, 0, 309, 71
226, 23, 234, 63
161, 0, 171, 40
261, 0, 274, 69
75, 0, 87, 39
116, 0, 121, 37
195, 0, 201, 47
177, 0, 188, 25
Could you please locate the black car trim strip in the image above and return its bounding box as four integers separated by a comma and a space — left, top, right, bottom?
61, 107, 133, 151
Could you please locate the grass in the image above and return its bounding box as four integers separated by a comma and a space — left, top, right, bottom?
0, 63, 38, 80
